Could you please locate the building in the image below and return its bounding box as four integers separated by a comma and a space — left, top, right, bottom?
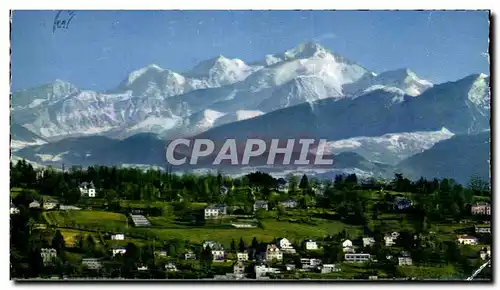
345, 253, 371, 263
280, 200, 298, 209
313, 185, 326, 197
384, 232, 400, 247
321, 264, 340, 274
204, 204, 227, 219
255, 264, 280, 279
129, 214, 151, 227
154, 250, 167, 258
112, 248, 127, 257
304, 239, 318, 250
277, 237, 296, 253
254, 200, 269, 212
220, 186, 228, 195
185, 251, 196, 260
363, 237, 376, 247
265, 244, 283, 262
43, 199, 59, 210
59, 205, 81, 211
204, 241, 225, 261
10, 202, 20, 215
342, 239, 354, 253
285, 264, 296, 271
480, 247, 491, 260
233, 261, 245, 275
29, 200, 41, 208
300, 258, 322, 269
40, 248, 57, 265
393, 197, 412, 210
237, 251, 249, 261
165, 263, 178, 272
82, 258, 102, 270
137, 265, 148, 271
475, 225, 491, 234
398, 252, 413, 266
471, 202, 491, 215
79, 181, 96, 197
111, 234, 125, 240
457, 235, 478, 245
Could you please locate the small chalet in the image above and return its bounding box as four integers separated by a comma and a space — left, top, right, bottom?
398, 252, 413, 266
393, 197, 412, 210
471, 202, 491, 215
254, 200, 269, 212
456, 235, 478, 245
29, 200, 41, 208
204, 204, 227, 219
40, 248, 57, 265
79, 181, 96, 198
280, 200, 298, 209
265, 244, 283, 262
304, 239, 318, 250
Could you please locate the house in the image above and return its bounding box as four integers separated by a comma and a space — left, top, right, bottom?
29, 200, 41, 208
112, 247, 127, 257
321, 264, 340, 274
220, 185, 228, 195
363, 237, 376, 247
59, 205, 81, 211
304, 239, 318, 250
475, 225, 491, 234
255, 264, 280, 279
10, 202, 20, 215
111, 234, 125, 240
40, 248, 57, 265
265, 244, 283, 262
79, 181, 96, 197
43, 199, 59, 210
185, 250, 196, 260
277, 238, 296, 253
165, 263, 178, 272
342, 239, 354, 253
137, 265, 148, 271
129, 214, 151, 227
204, 241, 225, 261
384, 232, 400, 247
480, 247, 491, 260
300, 258, 322, 269
280, 200, 298, 209
254, 200, 269, 212
204, 204, 227, 219
345, 253, 371, 263
456, 235, 478, 245
233, 261, 245, 275
237, 251, 249, 261
285, 264, 296, 271
398, 252, 413, 266
393, 197, 412, 210
154, 250, 168, 258
471, 202, 491, 215
82, 258, 102, 270
33, 223, 47, 230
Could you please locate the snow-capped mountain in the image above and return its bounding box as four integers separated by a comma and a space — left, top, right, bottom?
10, 41, 490, 183
323, 127, 455, 165
13, 41, 403, 140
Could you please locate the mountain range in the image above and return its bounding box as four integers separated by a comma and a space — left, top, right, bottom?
10, 42, 491, 184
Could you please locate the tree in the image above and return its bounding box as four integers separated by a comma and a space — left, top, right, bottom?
299, 174, 309, 190
230, 239, 236, 252
51, 230, 66, 253
239, 237, 245, 252
251, 237, 259, 249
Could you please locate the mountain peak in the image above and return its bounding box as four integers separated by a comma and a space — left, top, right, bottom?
285, 41, 328, 59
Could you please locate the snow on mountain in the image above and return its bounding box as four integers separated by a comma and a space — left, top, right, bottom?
344, 68, 433, 97
11, 79, 79, 110
323, 127, 455, 165
10, 123, 48, 151
196, 73, 489, 142
184, 55, 262, 86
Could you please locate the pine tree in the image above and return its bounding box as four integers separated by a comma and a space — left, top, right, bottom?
239, 237, 245, 252
51, 230, 66, 253
299, 174, 309, 190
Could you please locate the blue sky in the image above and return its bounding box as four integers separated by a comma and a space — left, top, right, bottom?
11, 10, 490, 91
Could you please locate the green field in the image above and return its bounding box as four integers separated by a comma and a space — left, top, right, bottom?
44, 210, 128, 230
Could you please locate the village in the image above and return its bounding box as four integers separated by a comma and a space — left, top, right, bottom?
10, 162, 492, 280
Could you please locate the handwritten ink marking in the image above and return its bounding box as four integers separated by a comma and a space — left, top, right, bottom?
53, 11, 76, 33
